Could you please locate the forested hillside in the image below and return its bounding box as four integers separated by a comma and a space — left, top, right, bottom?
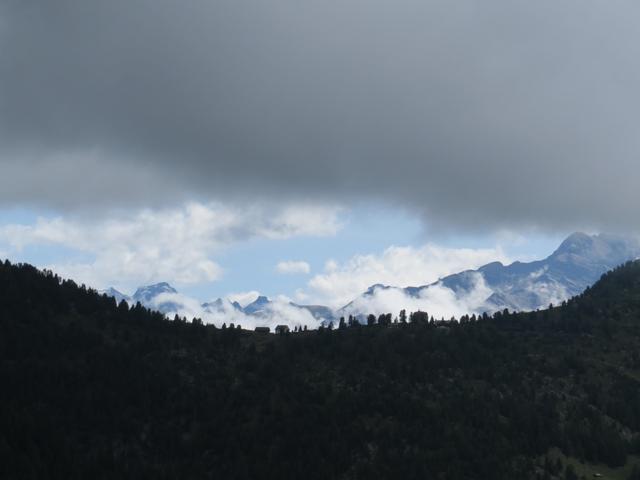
2, 260, 640, 479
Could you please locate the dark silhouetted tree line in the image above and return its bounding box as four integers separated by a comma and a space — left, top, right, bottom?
2, 259, 640, 479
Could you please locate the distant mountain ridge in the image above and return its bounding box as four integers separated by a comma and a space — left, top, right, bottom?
101, 284, 336, 324
100, 232, 640, 324
341, 232, 640, 318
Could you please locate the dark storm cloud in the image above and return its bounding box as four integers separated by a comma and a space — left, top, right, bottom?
1, 0, 640, 230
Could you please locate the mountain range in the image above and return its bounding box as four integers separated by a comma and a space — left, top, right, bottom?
101, 286, 335, 324
101, 232, 640, 325
340, 232, 640, 319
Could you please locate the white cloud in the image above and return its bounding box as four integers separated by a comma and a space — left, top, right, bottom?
293, 288, 309, 303
143, 290, 322, 331
226, 291, 261, 307
276, 260, 311, 275
0, 202, 341, 291
304, 244, 511, 309
341, 273, 493, 320
256, 299, 320, 329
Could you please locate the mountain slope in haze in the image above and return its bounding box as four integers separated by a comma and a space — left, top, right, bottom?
99, 233, 640, 326
131, 282, 184, 314
202, 298, 243, 313
2, 259, 640, 478
104, 285, 335, 325
242, 295, 272, 316
479, 232, 640, 311
98, 287, 130, 305
289, 303, 335, 321
242, 295, 336, 322
342, 232, 640, 318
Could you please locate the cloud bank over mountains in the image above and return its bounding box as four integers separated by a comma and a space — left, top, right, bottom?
341, 274, 494, 321
99, 233, 640, 329
338, 233, 640, 321
104, 284, 323, 331
2, 0, 640, 231
3, 1, 640, 329
304, 244, 510, 308
0, 202, 341, 290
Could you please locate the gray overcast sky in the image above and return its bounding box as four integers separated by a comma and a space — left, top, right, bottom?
1, 0, 640, 232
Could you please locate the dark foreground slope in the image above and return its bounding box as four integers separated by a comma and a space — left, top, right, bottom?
2, 261, 640, 479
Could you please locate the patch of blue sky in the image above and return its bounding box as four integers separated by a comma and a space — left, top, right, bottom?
0, 207, 43, 225
184, 205, 425, 300
183, 205, 567, 301
0, 206, 572, 302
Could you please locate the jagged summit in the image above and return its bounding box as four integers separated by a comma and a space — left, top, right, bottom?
202, 298, 244, 313
243, 296, 271, 315
131, 283, 181, 314
553, 232, 593, 254
132, 282, 177, 302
